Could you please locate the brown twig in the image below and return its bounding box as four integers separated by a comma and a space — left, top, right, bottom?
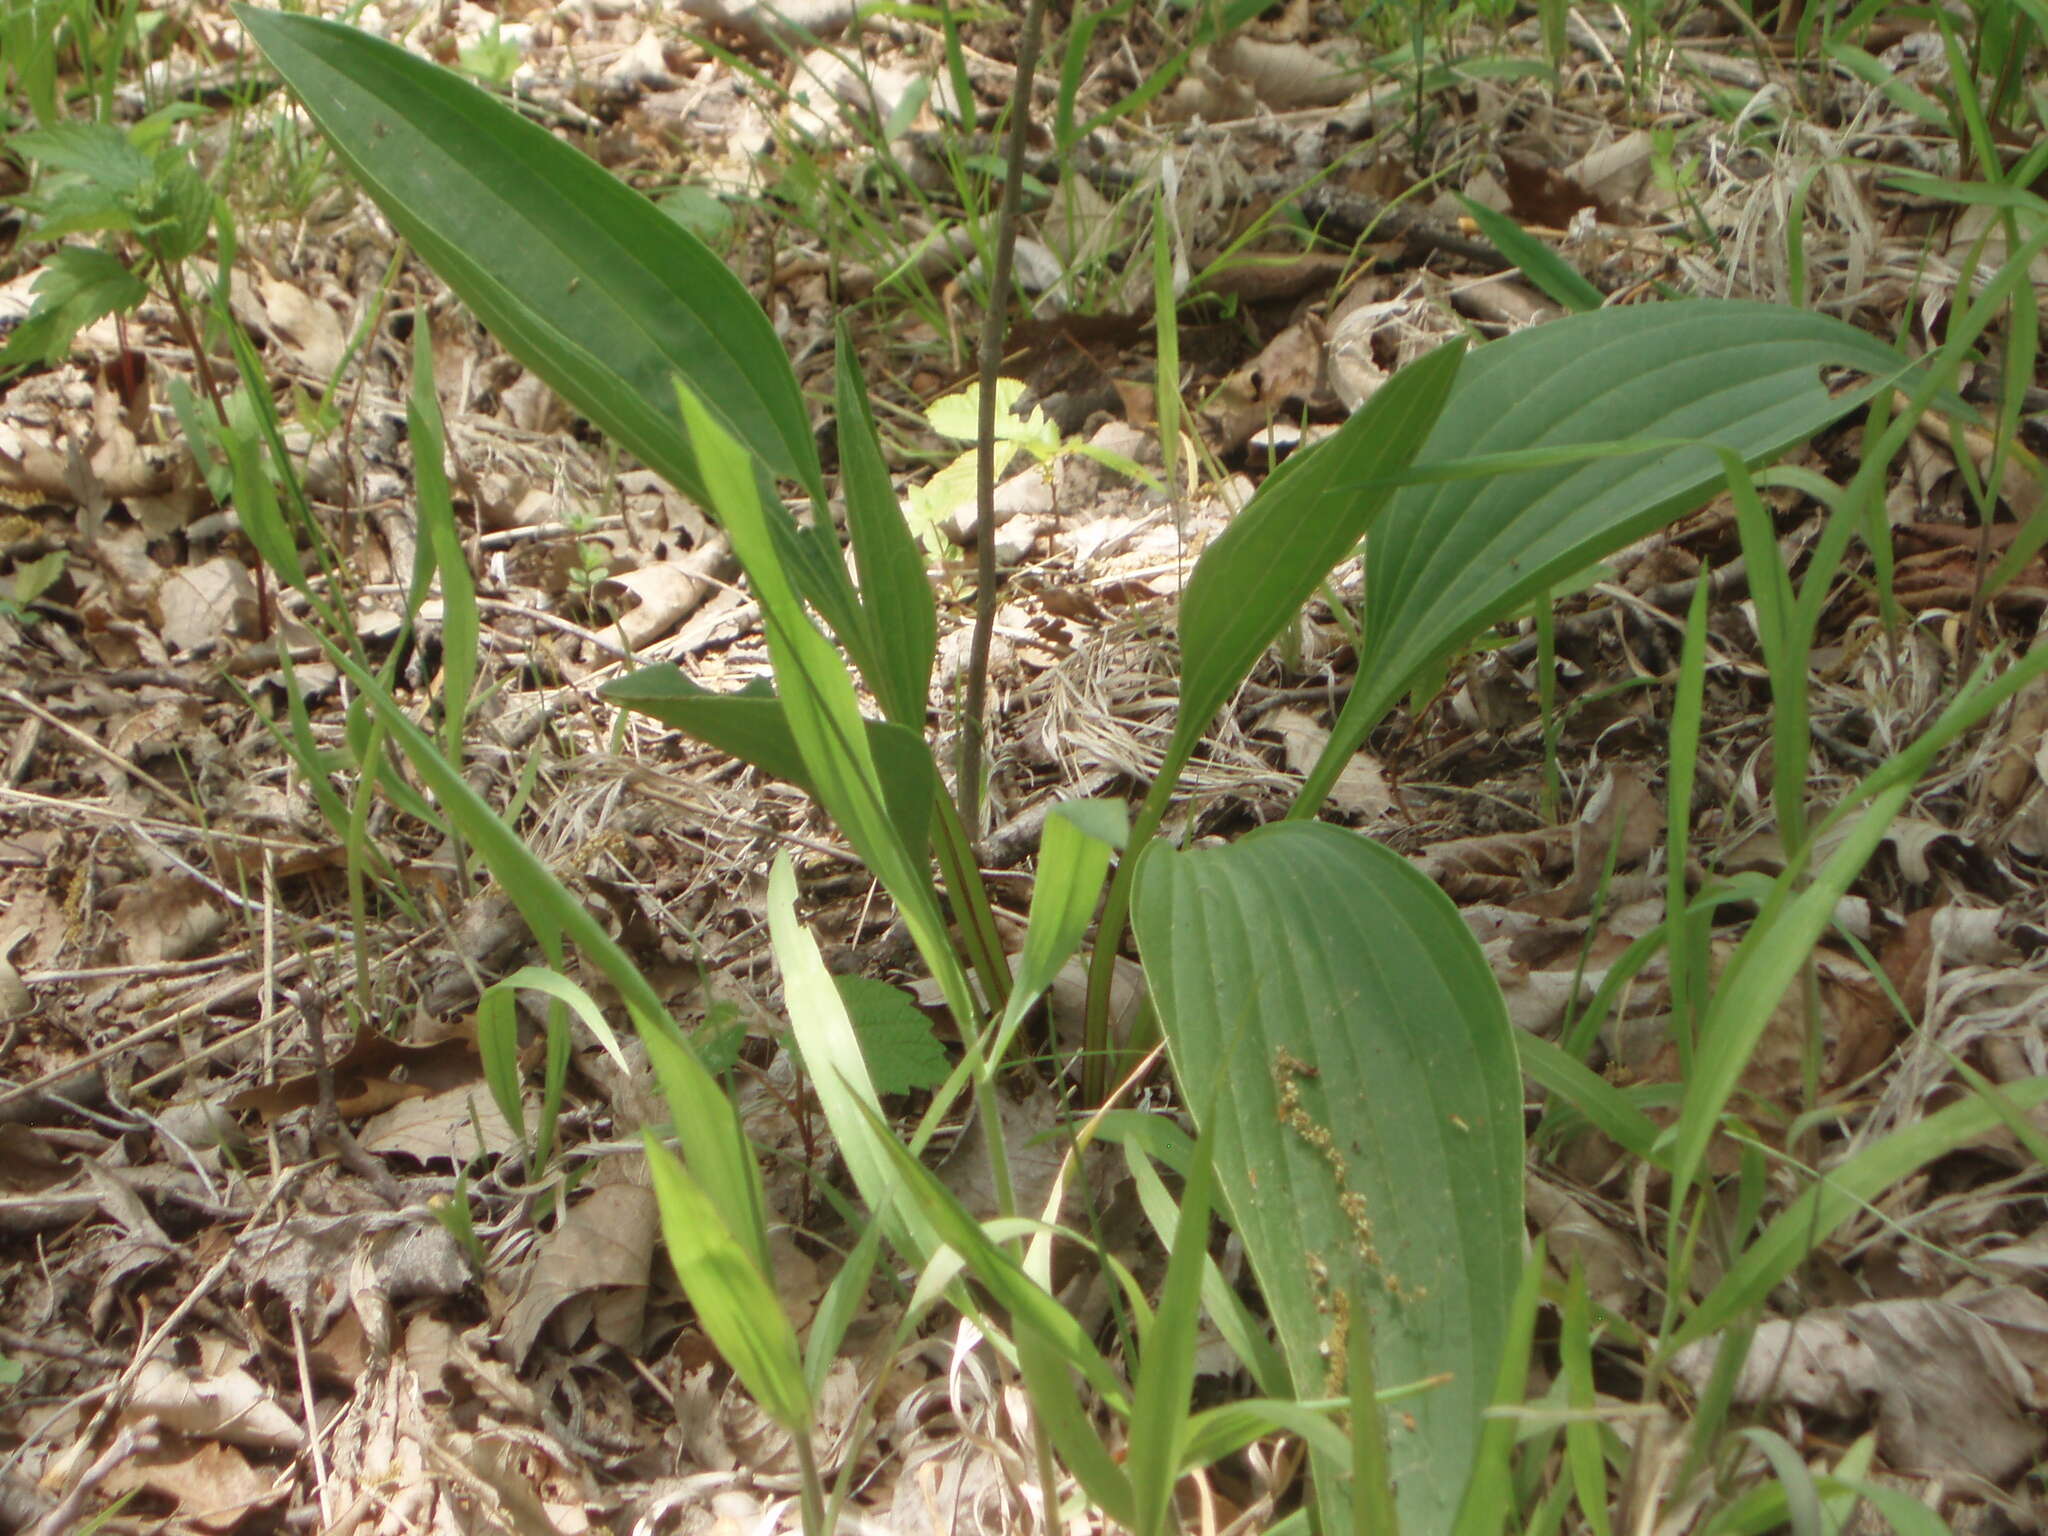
26, 1419, 160, 1536
957, 0, 1053, 839
299, 987, 406, 1209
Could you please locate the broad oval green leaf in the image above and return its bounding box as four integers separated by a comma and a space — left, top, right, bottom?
234, 6, 821, 508
1132, 822, 1523, 1532
1295, 302, 1910, 812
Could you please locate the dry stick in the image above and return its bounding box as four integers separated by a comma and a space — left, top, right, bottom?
957, 0, 1053, 838
26, 1419, 160, 1536
299, 986, 406, 1209
65, 1159, 316, 1485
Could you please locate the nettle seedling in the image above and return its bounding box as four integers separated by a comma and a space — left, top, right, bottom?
0, 548, 67, 630
0, 112, 216, 382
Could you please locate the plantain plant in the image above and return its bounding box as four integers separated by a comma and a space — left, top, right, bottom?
225, 7, 2048, 1530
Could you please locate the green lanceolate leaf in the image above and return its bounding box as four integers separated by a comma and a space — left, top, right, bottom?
598, 667, 933, 857
1453, 193, 1604, 313
991, 798, 1126, 1060
1172, 336, 1466, 792
408, 321, 479, 758
671, 381, 975, 1026
834, 322, 938, 727
1132, 822, 1524, 1532
1082, 334, 1464, 1092
766, 855, 933, 1259
1294, 302, 1911, 814
643, 1132, 810, 1431
233, 6, 821, 509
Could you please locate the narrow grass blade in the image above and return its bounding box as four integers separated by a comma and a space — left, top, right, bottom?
314, 643, 764, 1257
1665, 635, 2048, 1210
1661, 1076, 2048, 1357
834, 322, 937, 727
856, 1099, 1137, 1523
223, 407, 306, 595
643, 1132, 810, 1431
1725, 450, 1810, 852
1118, 1127, 1288, 1392
1453, 194, 1603, 312
1516, 1034, 1663, 1162
476, 983, 527, 1153
477, 965, 631, 1075
1665, 566, 1714, 1070
1346, 1274, 1401, 1536
1560, 1266, 1612, 1536
805, 1221, 883, 1402
1128, 1115, 1217, 1536
1178, 1399, 1355, 1476
1450, 1238, 1548, 1536
1737, 1429, 1823, 1536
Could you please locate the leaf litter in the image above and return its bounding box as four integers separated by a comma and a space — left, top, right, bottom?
1, 0, 2046, 1530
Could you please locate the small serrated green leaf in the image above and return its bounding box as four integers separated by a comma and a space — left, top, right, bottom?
0, 248, 145, 371
832, 975, 950, 1095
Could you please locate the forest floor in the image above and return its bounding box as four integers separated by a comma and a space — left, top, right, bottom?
3, 0, 2048, 1531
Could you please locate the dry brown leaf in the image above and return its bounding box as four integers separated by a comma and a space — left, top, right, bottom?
154, 555, 259, 653
357, 1083, 523, 1163
230, 1023, 481, 1120
100, 1436, 286, 1534
108, 874, 227, 966
1264, 707, 1394, 819
1564, 131, 1662, 216
128, 1357, 305, 1453
0, 1124, 72, 1193
1528, 1172, 1646, 1314
500, 1168, 659, 1369
256, 273, 346, 380
1671, 1294, 2048, 1483
1203, 320, 1329, 452
1206, 36, 1361, 109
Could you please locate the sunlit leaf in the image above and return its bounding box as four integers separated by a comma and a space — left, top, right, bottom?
234, 6, 821, 508
1296, 303, 1910, 812
1133, 822, 1523, 1532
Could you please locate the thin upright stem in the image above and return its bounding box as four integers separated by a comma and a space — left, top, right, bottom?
957, 0, 1052, 838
